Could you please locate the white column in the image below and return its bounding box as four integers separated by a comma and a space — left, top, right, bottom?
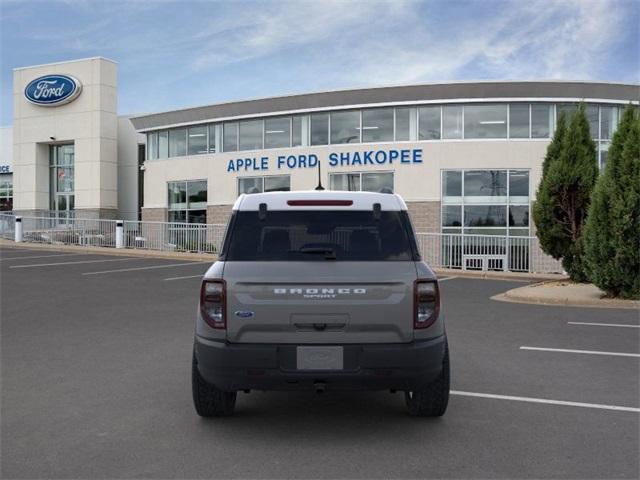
14, 216, 23, 243
115, 220, 124, 248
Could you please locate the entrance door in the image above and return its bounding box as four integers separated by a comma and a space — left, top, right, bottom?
50, 144, 75, 222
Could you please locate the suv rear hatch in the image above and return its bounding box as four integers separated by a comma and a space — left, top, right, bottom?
221, 208, 419, 344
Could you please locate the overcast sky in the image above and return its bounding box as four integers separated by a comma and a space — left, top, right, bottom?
1, 0, 638, 125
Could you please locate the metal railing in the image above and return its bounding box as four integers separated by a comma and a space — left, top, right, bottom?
1, 212, 564, 273
20, 216, 118, 247
0, 213, 15, 240
122, 220, 225, 253
415, 232, 563, 274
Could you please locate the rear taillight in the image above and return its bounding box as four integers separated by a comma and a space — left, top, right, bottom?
414, 280, 440, 329
200, 279, 226, 329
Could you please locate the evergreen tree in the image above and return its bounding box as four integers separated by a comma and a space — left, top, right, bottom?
533, 104, 598, 281
584, 106, 640, 298
541, 111, 567, 177
533, 112, 567, 263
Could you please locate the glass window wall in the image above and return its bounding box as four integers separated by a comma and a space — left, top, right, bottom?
395, 107, 411, 141
239, 120, 263, 150
143, 102, 627, 158
600, 106, 619, 140
531, 104, 552, 138
442, 106, 463, 139
168, 180, 207, 223
49, 144, 75, 219
238, 175, 290, 195
330, 173, 360, 191
442, 205, 462, 227
330, 110, 360, 144
292, 116, 303, 146
147, 132, 158, 160
310, 113, 329, 145
362, 108, 394, 143
419, 106, 441, 140
586, 104, 599, 139
441, 169, 530, 236
464, 104, 507, 139
0, 173, 12, 211
158, 131, 168, 159
330, 172, 393, 193
509, 104, 529, 138
187, 126, 207, 155
362, 172, 393, 192
264, 175, 291, 192
463, 170, 507, 202
208, 124, 217, 153
264, 117, 291, 149
169, 128, 187, 157
442, 171, 462, 200
223, 122, 239, 152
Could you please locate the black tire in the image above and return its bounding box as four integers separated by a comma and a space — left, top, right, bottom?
405, 342, 450, 417
192, 352, 237, 417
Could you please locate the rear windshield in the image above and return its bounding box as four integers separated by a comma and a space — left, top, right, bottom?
223, 210, 417, 261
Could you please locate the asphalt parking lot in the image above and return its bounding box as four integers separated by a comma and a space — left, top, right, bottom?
1, 245, 638, 479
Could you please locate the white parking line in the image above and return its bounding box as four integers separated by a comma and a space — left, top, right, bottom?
1, 253, 86, 261
520, 346, 640, 358
568, 321, 640, 329
438, 276, 458, 282
10, 258, 136, 269
164, 274, 204, 281
83, 262, 205, 275
451, 390, 640, 413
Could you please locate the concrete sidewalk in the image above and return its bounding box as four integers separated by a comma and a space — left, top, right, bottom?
493, 280, 640, 309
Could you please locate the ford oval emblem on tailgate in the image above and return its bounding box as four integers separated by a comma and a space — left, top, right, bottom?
235, 311, 254, 318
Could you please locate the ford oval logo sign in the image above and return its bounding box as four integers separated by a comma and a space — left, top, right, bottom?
24, 74, 82, 106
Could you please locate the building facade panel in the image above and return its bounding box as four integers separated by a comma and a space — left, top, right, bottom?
5, 58, 637, 242
11, 57, 119, 218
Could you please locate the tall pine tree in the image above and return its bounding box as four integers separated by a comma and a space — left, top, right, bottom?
533, 105, 598, 281
532, 112, 567, 260
584, 106, 640, 298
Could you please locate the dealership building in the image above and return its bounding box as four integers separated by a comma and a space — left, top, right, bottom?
5, 57, 639, 239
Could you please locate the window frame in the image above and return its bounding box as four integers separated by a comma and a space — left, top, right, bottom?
237, 175, 291, 196
167, 179, 208, 223
329, 171, 394, 193
440, 169, 530, 236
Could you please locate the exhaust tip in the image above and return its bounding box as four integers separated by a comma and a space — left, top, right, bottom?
314, 382, 326, 394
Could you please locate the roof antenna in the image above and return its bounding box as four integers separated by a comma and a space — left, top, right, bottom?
315, 159, 325, 191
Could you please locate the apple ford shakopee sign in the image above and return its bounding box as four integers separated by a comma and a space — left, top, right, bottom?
24, 74, 82, 106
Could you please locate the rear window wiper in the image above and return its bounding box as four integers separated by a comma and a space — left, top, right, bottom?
296, 247, 337, 260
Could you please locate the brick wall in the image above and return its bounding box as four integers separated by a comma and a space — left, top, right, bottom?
406, 201, 440, 233
141, 208, 167, 223
207, 205, 233, 225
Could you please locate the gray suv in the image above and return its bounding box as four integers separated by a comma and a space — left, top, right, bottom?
192, 191, 449, 417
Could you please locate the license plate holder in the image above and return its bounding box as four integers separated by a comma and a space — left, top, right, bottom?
296, 346, 344, 370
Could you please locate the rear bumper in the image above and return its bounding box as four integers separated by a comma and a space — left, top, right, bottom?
194, 335, 447, 392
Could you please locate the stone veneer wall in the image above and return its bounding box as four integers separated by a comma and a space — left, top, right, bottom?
207, 205, 233, 225
405, 201, 441, 233
141, 208, 167, 223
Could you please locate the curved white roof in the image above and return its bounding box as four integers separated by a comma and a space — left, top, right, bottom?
233, 190, 408, 211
